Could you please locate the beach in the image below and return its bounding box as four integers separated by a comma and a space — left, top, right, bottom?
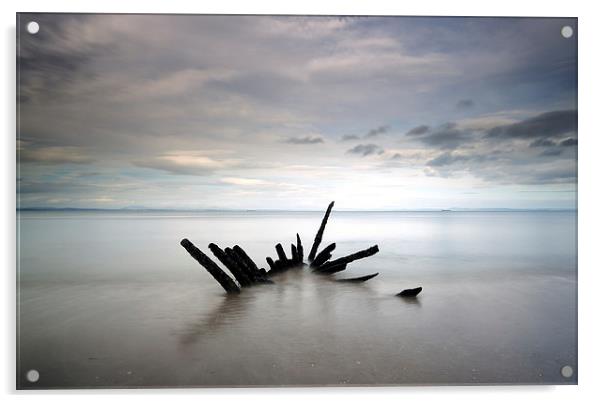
17, 210, 577, 388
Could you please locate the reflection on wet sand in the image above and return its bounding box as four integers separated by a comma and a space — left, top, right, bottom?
18, 210, 577, 387
179, 268, 382, 347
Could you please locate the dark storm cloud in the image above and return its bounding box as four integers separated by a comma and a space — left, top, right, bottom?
412, 123, 473, 150
560, 138, 578, 147
284, 136, 325, 144
456, 99, 474, 109
486, 110, 577, 139
529, 138, 557, 148
406, 125, 430, 136
346, 144, 384, 157
365, 125, 390, 138
341, 134, 360, 141
531, 168, 577, 184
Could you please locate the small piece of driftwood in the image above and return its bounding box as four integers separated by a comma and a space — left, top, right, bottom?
397, 287, 423, 297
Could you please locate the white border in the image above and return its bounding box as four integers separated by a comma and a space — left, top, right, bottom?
2, 1, 601, 402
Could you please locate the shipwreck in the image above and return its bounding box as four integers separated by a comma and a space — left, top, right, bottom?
180, 201, 420, 297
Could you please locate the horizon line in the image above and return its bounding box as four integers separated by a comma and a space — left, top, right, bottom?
16, 207, 577, 213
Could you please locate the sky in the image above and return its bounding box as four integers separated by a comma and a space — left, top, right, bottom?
17, 14, 577, 210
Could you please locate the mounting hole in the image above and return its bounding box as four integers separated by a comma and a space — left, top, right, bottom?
561, 26, 573, 39
26, 369, 40, 383
26, 21, 40, 35
561, 365, 574, 378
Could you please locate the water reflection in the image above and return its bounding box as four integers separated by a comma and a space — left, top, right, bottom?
179, 268, 384, 348
18, 211, 577, 387
180, 294, 248, 345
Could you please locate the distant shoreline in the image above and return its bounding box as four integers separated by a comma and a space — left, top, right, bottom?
16, 207, 577, 213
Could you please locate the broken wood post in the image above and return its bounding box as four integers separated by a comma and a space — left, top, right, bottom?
180, 239, 240, 294
316, 263, 347, 275
336, 272, 379, 283
296, 233, 303, 263
291, 244, 298, 263
397, 287, 423, 297
315, 245, 379, 273
308, 201, 334, 262
310, 243, 336, 268
266, 257, 276, 271
208, 243, 252, 287
232, 245, 273, 284
275, 243, 288, 263
224, 248, 248, 284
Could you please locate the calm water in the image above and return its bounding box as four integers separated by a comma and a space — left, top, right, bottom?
17, 210, 577, 388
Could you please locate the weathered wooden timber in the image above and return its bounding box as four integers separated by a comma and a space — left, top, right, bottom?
310, 243, 336, 268
224, 247, 249, 281
296, 233, 303, 263
266, 257, 276, 271
180, 239, 240, 294
307, 201, 334, 262
178, 201, 416, 295
232, 245, 274, 284
316, 262, 347, 275
291, 244, 298, 263
275, 243, 287, 262
208, 243, 252, 287
397, 287, 423, 297
336, 272, 379, 283
314, 245, 379, 273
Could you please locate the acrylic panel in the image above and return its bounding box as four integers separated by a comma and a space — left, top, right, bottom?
16, 13, 577, 388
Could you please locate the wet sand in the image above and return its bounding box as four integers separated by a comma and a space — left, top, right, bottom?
17, 211, 577, 388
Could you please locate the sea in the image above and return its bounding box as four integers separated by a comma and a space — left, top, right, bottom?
17, 209, 577, 387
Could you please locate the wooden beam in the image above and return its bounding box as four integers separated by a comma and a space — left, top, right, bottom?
336, 273, 379, 282
275, 243, 288, 262
308, 201, 334, 262
296, 233, 304, 263
315, 245, 379, 273
310, 242, 336, 268
208, 243, 251, 287
180, 239, 240, 294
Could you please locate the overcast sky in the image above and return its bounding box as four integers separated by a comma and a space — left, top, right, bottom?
17, 14, 577, 210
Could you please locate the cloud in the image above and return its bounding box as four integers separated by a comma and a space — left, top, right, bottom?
15, 15, 577, 209
220, 177, 272, 186
346, 144, 384, 157
134, 152, 237, 175
529, 138, 557, 148
365, 125, 390, 138
426, 151, 496, 167
406, 125, 430, 136
539, 148, 564, 157
486, 110, 577, 139
560, 138, 577, 147
456, 99, 474, 109
284, 136, 324, 144
19, 146, 94, 164
411, 123, 473, 150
